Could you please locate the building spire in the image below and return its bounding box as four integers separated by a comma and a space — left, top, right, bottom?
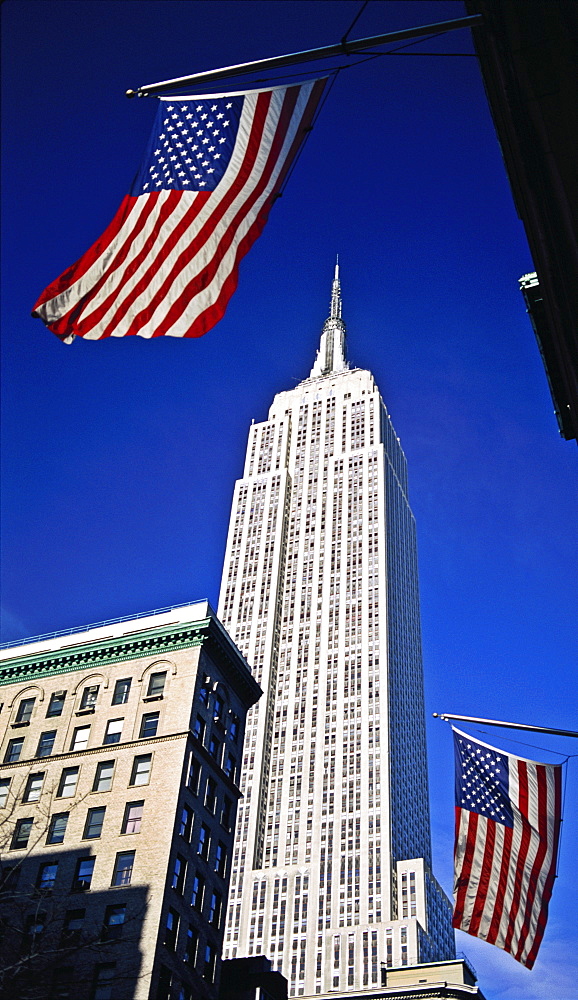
309, 257, 348, 378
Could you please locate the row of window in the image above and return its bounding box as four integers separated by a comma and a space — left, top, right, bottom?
10, 672, 166, 725
4, 851, 135, 892
0, 753, 151, 810
2, 712, 160, 763
10, 796, 145, 850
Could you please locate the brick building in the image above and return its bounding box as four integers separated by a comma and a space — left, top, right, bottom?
0, 600, 261, 1000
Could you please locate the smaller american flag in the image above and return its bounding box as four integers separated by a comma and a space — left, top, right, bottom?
453, 727, 562, 968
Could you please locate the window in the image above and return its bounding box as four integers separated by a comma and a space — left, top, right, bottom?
191, 873, 204, 910
0, 777, 11, 808
146, 671, 166, 698
208, 735, 221, 762
197, 823, 210, 859
187, 756, 201, 794
214, 841, 227, 877
208, 890, 222, 927
91, 963, 116, 1000
228, 713, 240, 741
130, 753, 152, 786
37, 861, 58, 892
0, 864, 19, 894
171, 854, 186, 893
221, 795, 232, 831
184, 924, 198, 966
11, 817, 33, 849
61, 908, 84, 946
46, 691, 66, 717
51, 966, 73, 999
203, 943, 216, 983
224, 753, 236, 781
103, 719, 123, 745
57, 767, 79, 797
112, 850, 134, 887
24, 911, 46, 950
179, 805, 193, 841
36, 730, 57, 758
205, 777, 217, 813
47, 812, 69, 845
112, 678, 131, 705
93, 760, 115, 792
80, 685, 99, 710
193, 715, 205, 742
157, 966, 172, 1000
83, 806, 106, 839
139, 712, 159, 739
23, 772, 44, 803
16, 697, 35, 723
164, 907, 179, 950
5, 738, 24, 763
72, 857, 95, 891
71, 726, 90, 751
213, 694, 223, 721
121, 801, 143, 834
101, 904, 126, 941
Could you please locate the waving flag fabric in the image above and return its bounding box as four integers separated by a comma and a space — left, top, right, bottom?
32, 79, 326, 343
452, 727, 562, 968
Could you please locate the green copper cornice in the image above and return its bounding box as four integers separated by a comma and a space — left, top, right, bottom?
0, 614, 261, 708
0, 619, 212, 686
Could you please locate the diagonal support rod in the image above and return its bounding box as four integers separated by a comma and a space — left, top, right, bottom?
126, 14, 483, 97
433, 712, 578, 739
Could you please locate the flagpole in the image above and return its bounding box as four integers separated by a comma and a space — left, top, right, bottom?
126, 14, 483, 97
433, 713, 578, 739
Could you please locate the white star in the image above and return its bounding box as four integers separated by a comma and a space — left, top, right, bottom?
186, 113, 193, 120
171, 113, 178, 120
196, 104, 203, 112
218, 137, 226, 144
202, 138, 209, 144
143, 182, 149, 189
175, 142, 183, 148
158, 157, 165, 163
199, 181, 207, 186
216, 112, 224, 119
200, 113, 208, 120
207, 167, 215, 174
211, 104, 218, 111
208, 145, 215, 152
159, 133, 166, 139
223, 120, 230, 126
213, 153, 221, 159
212, 129, 220, 136
182, 178, 190, 184
226, 102, 232, 108
202, 160, 209, 166
167, 105, 174, 110
170, 155, 177, 161
182, 129, 188, 135
206, 121, 214, 128
181, 105, 188, 111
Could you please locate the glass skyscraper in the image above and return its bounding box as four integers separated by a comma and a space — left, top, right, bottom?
218, 264, 455, 996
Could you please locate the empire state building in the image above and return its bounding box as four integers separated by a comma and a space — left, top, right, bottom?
218, 265, 455, 996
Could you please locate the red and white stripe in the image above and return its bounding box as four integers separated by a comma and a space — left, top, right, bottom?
33, 78, 325, 343
453, 742, 561, 968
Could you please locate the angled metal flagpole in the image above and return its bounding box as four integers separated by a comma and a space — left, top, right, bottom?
126, 14, 483, 97
433, 712, 578, 738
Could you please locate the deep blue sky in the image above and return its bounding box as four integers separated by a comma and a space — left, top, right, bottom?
2, 2, 576, 996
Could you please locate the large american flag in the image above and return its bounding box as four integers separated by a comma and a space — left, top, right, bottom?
452, 727, 562, 968
32, 79, 326, 343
